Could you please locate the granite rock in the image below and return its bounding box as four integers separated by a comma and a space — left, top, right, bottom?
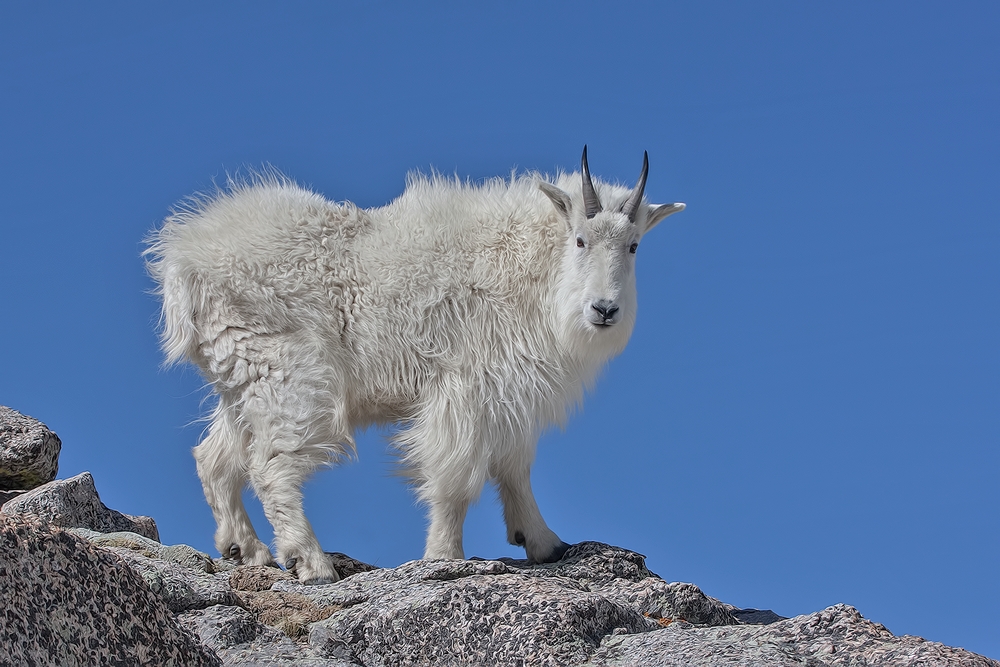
0, 405, 61, 490
229, 564, 298, 592
0, 513, 219, 666
70, 527, 217, 573
178, 605, 357, 666
1, 470, 159, 540
582, 603, 999, 667
252, 542, 996, 667
0, 410, 992, 667
493, 542, 740, 626
107, 546, 239, 612
9, 512, 998, 667
177, 604, 283, 651
300, 544, 695, 667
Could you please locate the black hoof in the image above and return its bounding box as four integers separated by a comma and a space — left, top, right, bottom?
513, 531, 526, 546
228, 543, 242, 561
550, 541, 571, 562
532, 541, 571, 564
285, 557, 298, 573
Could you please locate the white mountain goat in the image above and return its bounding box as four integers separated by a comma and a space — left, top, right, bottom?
146, 147, 684, 583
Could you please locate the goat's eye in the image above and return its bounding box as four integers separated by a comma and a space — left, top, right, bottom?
629, 242, 638, 254
576, 237, 586, 248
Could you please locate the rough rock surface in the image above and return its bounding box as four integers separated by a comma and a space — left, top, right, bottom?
177, 604, 357, 666
68, 527, 218, 572
1, 406, 996, 666
0, 405, 60, 490
109, 546, 240, 612
19, 518, 1000, 667
297, 543, 738, 666
168, 539, 995, 667
0, 513, 219, 666
582, 604, 999, 667
1, 470, 159, 540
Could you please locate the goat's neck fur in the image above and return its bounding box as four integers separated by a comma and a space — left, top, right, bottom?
352, 172, 635, 428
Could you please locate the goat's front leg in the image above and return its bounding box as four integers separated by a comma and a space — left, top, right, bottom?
416, 448, 485, 559
407, 388, 489, 561
496, 463, 569, 564
423, 494, 472, 560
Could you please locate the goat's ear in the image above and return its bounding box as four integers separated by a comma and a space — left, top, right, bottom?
538, 182, 573, 230
643, 202, 685, 233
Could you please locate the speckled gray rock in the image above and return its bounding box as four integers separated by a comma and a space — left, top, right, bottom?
300, 544, 683, 667
493, 542, 740, 627
177, 605, 358, 666
0, 513, 220, 666
108, 546, 239, 612
12, 513, 992, 667
0, 406, 61, 490
70, 527, 217, 573
0, 470, 159, 540
582, 603, 1000, 667
177, 604, 283, 651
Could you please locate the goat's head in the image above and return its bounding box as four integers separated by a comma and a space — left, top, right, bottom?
540, 146, 684, 338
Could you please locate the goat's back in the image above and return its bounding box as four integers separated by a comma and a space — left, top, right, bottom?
146, 174, 585, 425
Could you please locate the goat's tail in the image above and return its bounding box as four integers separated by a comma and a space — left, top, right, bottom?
144, 225, 201, 368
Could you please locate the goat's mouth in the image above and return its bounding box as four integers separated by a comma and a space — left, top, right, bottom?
589, 318, 616, 328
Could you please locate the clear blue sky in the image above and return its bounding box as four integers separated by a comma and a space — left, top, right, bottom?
2, 2, 997, 658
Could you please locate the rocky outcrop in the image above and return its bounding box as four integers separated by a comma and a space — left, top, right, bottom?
583, 604, 998, 667
0, 514, 219, 667
0, 406, 60, 491
60, 529, 1000, 667
300, 544, 734, 666
1, 470, 159, 540
2, 405, 997, 666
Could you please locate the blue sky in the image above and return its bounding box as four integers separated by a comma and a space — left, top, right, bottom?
1, 2, 997, 658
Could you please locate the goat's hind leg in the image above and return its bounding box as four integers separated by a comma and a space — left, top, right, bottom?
242, 376, 343, 584
194, 405, 274, 567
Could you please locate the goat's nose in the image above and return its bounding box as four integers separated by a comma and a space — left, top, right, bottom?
591, 300, 619, 320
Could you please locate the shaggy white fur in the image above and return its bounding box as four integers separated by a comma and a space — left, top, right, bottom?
146, 149, 684, 583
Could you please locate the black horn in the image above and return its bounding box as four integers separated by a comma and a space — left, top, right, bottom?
622, 151, 649, 223
581, 145, 602, 219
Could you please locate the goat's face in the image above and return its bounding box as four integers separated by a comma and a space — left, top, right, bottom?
567, 211, 640, 331
540, 148, 684, 339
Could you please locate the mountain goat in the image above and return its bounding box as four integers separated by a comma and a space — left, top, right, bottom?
146, 147, 684, 583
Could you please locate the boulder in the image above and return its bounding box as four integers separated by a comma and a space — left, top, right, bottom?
177, 604, 356, 666
0, 405, 60, 490
247, 542, 994, 667
107, 546, 239, 612
582, 604, 999, 667
69, 527, 217, 573
1, 470, 159, 540
299, 543, 732, 667
0, 513, 219, 666
1, 408, 995, 665
38, 529, 1000, 667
